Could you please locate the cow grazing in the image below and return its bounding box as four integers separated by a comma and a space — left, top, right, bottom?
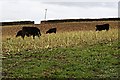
46, 28, 57, 34
16, 27, 41, 39
16, 30, 30, 38
16, 30, 23, 37
96, 24, 109, 31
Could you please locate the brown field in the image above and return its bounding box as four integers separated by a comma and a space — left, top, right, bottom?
2, 21, 118, 39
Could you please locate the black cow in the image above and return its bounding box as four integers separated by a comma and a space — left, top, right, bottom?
16, 30, 23, 37
16, 30, 30, 38
16, 27, 41, 39
96, 24, 109, 31
46, 28, 57, 34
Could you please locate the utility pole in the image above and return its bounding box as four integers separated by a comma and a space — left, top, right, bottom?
44, 9, 47, 20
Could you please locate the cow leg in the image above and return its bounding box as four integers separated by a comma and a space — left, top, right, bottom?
21, 34, 25, 39
37, 32, 41, 38
106, 29, 109, 31
33, 35, 35, 39
21, 35, 25, 39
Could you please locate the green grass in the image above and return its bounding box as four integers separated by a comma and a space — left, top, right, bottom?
2, 29, 119, 78
2, 41, 119, 78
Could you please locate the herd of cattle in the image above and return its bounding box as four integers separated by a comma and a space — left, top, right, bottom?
16, 23, 109, 39
16, 27, 57, 39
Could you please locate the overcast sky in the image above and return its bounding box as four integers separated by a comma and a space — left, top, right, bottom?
0, 0, 119, 24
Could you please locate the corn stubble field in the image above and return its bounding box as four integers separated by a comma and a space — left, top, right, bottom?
1, 21, 120, 79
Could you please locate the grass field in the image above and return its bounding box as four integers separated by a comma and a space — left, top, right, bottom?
1, 21, 119, 79
2, 41, 119, 78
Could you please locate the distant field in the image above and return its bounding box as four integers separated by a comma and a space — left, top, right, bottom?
2, 21, 118, 39
1, 21, 119, 79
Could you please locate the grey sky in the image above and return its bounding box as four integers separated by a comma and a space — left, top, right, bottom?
0, 0, 119, 24
44, 2, 117, 8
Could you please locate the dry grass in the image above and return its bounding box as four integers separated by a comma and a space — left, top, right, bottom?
2, 29, 118, 53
